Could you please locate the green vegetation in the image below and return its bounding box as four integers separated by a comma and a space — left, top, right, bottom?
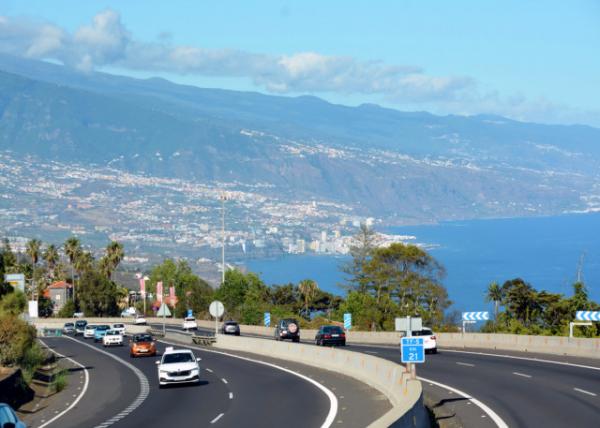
482, 279, 600, 336
51, 368, 68, 393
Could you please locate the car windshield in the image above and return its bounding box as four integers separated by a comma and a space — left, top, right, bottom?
185, 317, 195, 322
322, 326, 343, 334
225, 321, 238, 326
163, 352, 194, 364
106, 330, 119, 335
281, 319, 297, 326
134, 334, 152, 342
76, 321, 87, 327
96, 325, 110, 330
411, 329, 433, 336
64, 323, 74, 327
86, 325, 96, 329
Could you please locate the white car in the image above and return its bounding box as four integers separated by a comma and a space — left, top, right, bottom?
112, 323, 126, 335
182, 317, 198, 331
83, 325, 97, 339
103, 330, 124, 347
134, 316, 147, 325
403, 327, 437, 354
156, 347, 201, 388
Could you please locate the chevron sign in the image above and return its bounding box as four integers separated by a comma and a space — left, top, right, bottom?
462, 311, 489, 321
576, 311, 600, 321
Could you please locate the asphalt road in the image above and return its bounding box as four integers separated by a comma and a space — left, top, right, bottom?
40, 334, 332, 428
164, 324, 600, 428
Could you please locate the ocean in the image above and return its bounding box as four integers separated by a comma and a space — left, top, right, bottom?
246, 213, 600, 312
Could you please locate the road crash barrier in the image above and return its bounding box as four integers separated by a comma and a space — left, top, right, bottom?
213, 335, 428, 428
191, 334, 216, 346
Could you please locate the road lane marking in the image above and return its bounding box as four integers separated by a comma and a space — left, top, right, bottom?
365, 351, 378, 354
161, 339, 338, 428
205, 368, 213, 373
57, 336, 150, 428
441, 349, 600, 372
211, 413, 224, 424
456, 362, 475, 367
512, 372, 532, 378
38, 339, 90, 428
419, 376, 509, 428
229, 392, 233, 399
221, 378, 228, 384
574, 388, 597, 397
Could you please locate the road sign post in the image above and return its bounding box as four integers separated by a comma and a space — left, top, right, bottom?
395, 315, 423, 379
461, 311, 489, 334
570, 311, 600, 338
264, 312, 271, 327
401, 337, 425, 379
343, 313, 352, 331
209, 300, 225, 335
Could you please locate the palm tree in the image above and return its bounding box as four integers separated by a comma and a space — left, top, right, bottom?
298, 279, 319, 318
104, 241, 124, 280
43, 244, 59, 278
64, 237, 81, 300
26, 239, 42, 266
485, 281, 503, 323
74, 251, 94, 277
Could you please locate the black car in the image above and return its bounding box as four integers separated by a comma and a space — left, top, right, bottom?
74, 320, 88, 336
274, 318, 300, 342
221, 320, 240, 335
315, 325, 346, 346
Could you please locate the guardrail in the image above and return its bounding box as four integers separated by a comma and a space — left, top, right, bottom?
30, 317, 600, 359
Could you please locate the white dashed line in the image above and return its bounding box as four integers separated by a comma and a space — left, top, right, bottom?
205, 368, 213, 373
229, 392, 233, 399
456, 362, 475, 367
574, 387, 597, 397
512, 372, 532, 378
211, 413, 224, 424
221, 378, 228, 384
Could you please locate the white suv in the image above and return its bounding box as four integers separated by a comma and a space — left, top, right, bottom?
112, 323, 126, 335
103, 330, 124, 347
83, 325, 96, 339
156, 347, 201, 388
404, 327, 437, 354
182, 317, 198, 331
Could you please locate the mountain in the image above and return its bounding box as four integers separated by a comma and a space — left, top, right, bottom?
1, 54, 599, 222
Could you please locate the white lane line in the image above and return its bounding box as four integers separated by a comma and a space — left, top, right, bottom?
419, 376, 509, 428
59, 336, 150, 428
229, 392, 234, 399
574, 387, 597, 397
512, 372, 532, 378
441, 349, 600, 372
210, 413, 224, 424
456, 362, 475, 367
365, 351, 378, 354
160, 339, 338, 428
205, 368, 213, 373
221, 378, 228, 384
38, 339, 90, 428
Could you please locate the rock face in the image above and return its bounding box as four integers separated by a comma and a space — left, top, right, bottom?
1, 54, 599, 221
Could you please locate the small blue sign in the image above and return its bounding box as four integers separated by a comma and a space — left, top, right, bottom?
462, 311, 489, 321
576, 311, 600, 321
264, 312, 271, 327
401, 337, 425, 363
343, 313, 352, 330
187, 309, 193, 318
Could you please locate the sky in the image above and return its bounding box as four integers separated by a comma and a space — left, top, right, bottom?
1, 0, 599, 126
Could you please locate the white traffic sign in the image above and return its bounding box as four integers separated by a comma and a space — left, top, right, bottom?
209, 300, 225, 318
395, 317, 422, 332
157, 303, 171, 317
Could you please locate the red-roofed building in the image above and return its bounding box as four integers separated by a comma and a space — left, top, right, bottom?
44, 281, 73, 312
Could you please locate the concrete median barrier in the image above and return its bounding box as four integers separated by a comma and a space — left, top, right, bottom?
212, 334, 427, 428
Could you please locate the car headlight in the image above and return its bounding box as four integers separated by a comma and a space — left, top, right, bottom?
191, 367, 199, 373
159, 370, 169, 375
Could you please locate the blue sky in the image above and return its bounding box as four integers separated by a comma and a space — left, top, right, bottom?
1, 0, 599, 126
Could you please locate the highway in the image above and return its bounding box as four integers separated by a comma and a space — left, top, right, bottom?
39, 335, 334, 428
162, 324, 600, 428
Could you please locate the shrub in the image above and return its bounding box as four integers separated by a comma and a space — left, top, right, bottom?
51, 369, 68, 393
0, 290, 26, 316
0, 313, 36, 367
58, 300, 76, 318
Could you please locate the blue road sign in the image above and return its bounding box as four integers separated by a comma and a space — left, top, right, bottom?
401, 337, 425, 363
264, 312, 271, 327
344, 313, 352, 330
462, 311, 489, 321
576, 311, 600, 321
187, 309, 193, 318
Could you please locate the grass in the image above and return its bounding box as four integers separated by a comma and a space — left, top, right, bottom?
51, 369, 68, 393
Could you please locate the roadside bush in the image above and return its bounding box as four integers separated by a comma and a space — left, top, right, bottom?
58, 300, 76, 318
51, 369, 68, 393
0, 290, 26, 316
19, 343, 46, 384
0, 313, 36, 367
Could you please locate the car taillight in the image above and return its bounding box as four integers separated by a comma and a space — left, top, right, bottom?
340, 333, 346, 337
324, 334, 331, 339
431, 336, 436, 340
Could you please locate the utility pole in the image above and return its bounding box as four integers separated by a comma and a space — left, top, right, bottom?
221, 192, 227, 285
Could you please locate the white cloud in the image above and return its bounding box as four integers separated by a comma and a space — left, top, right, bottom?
0, 9, 473, 103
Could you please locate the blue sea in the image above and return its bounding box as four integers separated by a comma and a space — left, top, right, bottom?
246, 213, 600, 312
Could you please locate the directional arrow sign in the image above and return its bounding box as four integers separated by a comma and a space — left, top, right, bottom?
576, 311, 600, 321
462, 311, 489, 321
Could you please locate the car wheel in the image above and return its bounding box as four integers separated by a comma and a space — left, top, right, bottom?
432, 348, 438, 354
235, 332, 240, 336
293, 337, 300, 343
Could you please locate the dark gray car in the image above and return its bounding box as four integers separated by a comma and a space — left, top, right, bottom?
274, 318, 300, 342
